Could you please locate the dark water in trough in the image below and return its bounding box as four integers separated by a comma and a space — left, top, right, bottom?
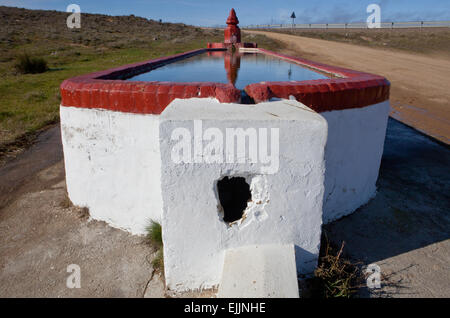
126, 51, 328, 89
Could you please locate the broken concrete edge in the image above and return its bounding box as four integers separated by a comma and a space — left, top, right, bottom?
60, 48, 390, 115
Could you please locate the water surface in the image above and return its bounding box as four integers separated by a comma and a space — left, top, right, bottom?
126, 52, 328, 89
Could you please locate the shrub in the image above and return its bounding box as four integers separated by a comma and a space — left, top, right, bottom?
15, 53, 49, 74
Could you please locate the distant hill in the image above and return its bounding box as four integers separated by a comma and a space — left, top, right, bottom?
0, 5, 221, 53
0, 6, 279, 156
0, 6, 224, 153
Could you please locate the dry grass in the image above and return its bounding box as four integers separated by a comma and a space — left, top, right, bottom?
60, 192, 90, 220
59, 192, 73, 209
305, 235, 362, 298
76, 207, 90, 220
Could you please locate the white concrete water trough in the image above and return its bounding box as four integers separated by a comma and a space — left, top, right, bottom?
59, 9, 390, 295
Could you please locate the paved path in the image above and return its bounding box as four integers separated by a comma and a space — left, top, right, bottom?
245, 30, 450, 144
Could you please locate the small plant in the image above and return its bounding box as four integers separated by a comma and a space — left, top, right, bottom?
60, 192, 73, 209
152, 249, 164, 272
146, 220, 162, 248
146, 220, 164, 272
15, 53, 49, 74
309, 238, 361, 298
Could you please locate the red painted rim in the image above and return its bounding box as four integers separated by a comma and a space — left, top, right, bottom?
60, 48, 390, 114
246, 48, 390, 112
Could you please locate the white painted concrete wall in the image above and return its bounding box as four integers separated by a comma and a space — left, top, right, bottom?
321, 101, 390, 223
159, 98, 328, 292
60, 106, 163, 234
60, 98, 389, 292
60, 100, 389, 232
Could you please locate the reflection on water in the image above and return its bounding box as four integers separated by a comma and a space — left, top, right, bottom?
127, 51, 328, 89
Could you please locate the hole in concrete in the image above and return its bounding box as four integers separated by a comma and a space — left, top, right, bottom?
217, 176, 251, 223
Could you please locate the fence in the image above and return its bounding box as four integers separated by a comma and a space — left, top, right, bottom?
243, 20, 450, 30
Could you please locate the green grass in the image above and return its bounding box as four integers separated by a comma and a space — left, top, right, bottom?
146, 220, 163, 248
0, 41, 212, 147
146, 220, 164, 272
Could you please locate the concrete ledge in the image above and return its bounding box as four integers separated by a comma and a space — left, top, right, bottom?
218, 244, 299, 298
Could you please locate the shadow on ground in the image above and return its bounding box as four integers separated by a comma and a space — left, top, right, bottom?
325, 118, 450, 297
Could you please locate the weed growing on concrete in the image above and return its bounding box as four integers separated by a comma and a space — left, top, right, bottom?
146, 220, 164, 273
309, 236, 361, 298
152, 249, 164, 273
146, 220, 162, 248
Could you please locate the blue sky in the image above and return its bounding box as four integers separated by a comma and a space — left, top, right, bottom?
1, 0, 449, 26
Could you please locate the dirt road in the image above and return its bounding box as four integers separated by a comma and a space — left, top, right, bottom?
245, 30, 450, 144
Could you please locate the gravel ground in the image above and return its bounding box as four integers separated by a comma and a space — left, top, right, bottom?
325, 119, 450, 297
